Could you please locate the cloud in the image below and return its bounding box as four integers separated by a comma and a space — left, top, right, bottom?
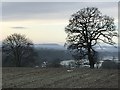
11, 26, 27, 29
2, 2, 118, 21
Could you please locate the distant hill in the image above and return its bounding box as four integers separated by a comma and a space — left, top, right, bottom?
2, 43, 119, 67
32, 43, 72, 65
93, 45, 118, 52
34, 43, 119, 64
34, 43, 66, 50
0, 41, 2, 45
94, 45, 119, 60
34, 43, 118, 52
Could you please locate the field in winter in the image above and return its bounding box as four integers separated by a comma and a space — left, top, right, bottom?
2, 67, 119, 88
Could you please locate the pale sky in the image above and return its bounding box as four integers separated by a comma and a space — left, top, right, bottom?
1, 2, 118, 45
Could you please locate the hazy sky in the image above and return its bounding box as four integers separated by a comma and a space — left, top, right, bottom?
1, 2, 118, 45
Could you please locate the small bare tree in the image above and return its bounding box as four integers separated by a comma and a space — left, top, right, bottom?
2, 33, 34, 67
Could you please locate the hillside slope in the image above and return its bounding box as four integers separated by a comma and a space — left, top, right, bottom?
2, 68, 119, 88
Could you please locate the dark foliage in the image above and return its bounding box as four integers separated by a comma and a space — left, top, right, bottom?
101, 60, 118, 69
35, 48, 73, 65
47, 58, 62, 68
65, 7, 118, 68
2, 33, 38, 67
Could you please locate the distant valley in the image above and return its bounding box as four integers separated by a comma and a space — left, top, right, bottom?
34, 43, 119, 63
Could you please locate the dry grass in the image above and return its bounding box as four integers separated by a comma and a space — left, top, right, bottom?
2, 67, 119, 88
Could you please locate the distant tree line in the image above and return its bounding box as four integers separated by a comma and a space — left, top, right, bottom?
2, 33, 73, 67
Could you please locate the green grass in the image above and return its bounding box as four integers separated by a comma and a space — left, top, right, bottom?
2, 67, 119, 88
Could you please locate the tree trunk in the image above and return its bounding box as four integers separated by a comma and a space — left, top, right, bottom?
17, 52, 21, 67
15, 48, 21, 67
88, 46, 94, 69
89, 60, 94, 69
15, 54, 21, 67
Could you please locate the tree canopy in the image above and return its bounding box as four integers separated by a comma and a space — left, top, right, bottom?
2, 33, 35, 67
65, 7, 118, 68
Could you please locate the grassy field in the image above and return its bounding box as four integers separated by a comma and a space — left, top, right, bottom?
2, 67, 119, 88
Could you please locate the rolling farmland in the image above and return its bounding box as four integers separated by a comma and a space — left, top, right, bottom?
2, 67, 119, 88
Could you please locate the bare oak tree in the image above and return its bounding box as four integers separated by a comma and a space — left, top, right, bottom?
65, 7, 118, 68
2, 33, 34, 67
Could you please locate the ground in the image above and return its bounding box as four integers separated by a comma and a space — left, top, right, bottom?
2, 67, 119, 88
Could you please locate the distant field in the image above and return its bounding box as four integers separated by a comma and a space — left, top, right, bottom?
2, 67, 119, 88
